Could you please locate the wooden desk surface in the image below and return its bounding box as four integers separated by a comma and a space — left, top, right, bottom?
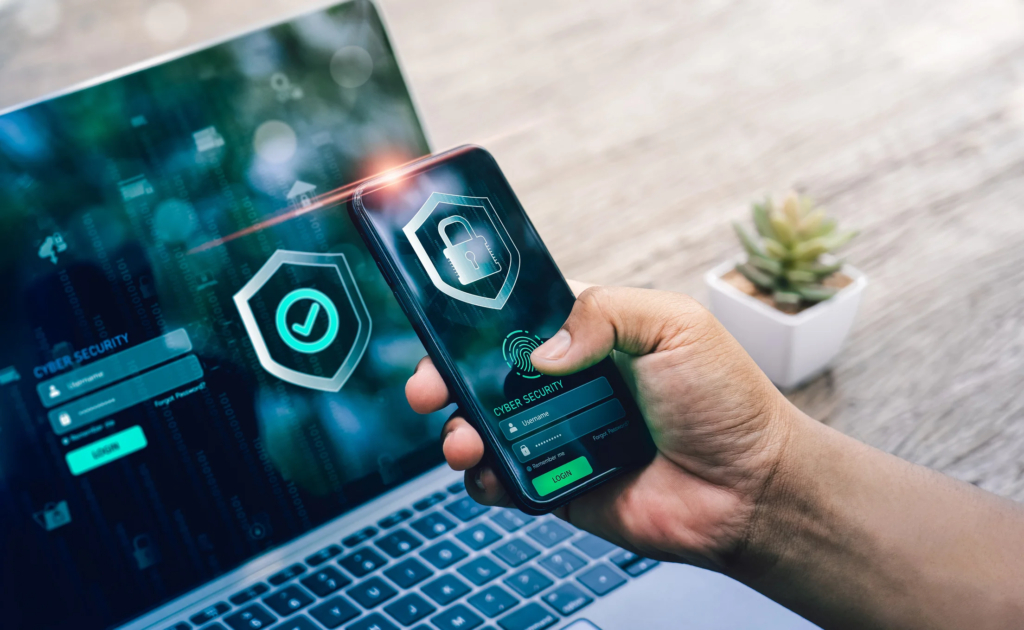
2, 0, 1022, 500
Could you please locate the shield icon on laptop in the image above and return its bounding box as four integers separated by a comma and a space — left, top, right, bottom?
403, 192, 520, 310
233, 250, 372, 392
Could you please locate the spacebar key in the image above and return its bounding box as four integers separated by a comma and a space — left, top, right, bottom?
497, 602, 558, 630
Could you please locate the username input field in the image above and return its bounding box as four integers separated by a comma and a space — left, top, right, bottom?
498, 376, 613, 441
37, 329, 192, 408
47, 355, 203, 436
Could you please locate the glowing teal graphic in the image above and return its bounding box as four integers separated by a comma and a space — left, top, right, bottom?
233, 250, 371, 392
275, 288, 340, 353
503, 330, 543, 379
439, 215, 502, 285
65, 425, 148, 476
403, 192, 520, 310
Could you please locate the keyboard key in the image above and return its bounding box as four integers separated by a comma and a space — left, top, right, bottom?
431, 604, 483, 630
224, 604, 276, 630
446, 481, 466, 494
199, 624, 226, 630
269, 564, 307, 586
496, 603, 557, 630
419, 540, 467, 569
576, 564, 626, 596
301, 566, 351, 597
191, 602, 230, 625
444, 497, 489, 522
409, 513, 457, 540
309, 596, 360, 629
343, 527, 379, 548
607, 549, 639, 570
413, 492, 448, 511
489, 510, 533, 533
624, 557, 659, 576
347, 577, 398, 609
340, 547, 388, 577
541, 583, 592, 616
503, 568, 552, 598
375, 529, 422, 558
457, 557, 506, 586
383, 593, 435, 626
306, 545, 343, 567
378, 509, 414, 529
456, 524, 502, 550
383, 558, 433, 588
491, 539, 539, 567
166, 624, 190, 630
269, 616, 317, 630
346, 613, 399, 630
421, 574, 471, 606
263, 585, 314, 617
537, 548, 587, 578
525, 522, 572, 549
572, 534, 617, 559
467, 586, 518, 618
230, 583, 270, 605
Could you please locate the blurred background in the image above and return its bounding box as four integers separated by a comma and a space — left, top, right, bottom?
2, 0, 1023, 501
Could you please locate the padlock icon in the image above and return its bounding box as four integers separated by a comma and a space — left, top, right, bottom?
439, 215, 502, 285
132, 534, 161, 570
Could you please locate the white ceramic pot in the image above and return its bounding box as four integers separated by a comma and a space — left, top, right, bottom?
704, 256, 867, 390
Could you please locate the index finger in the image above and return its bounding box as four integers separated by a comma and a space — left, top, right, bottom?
406, 356, 452, 414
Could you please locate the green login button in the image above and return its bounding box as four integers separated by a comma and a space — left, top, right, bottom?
66, 425, 148, 476
531, 456, 593, 497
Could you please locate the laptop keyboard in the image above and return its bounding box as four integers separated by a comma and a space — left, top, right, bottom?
165, 481, 658, 630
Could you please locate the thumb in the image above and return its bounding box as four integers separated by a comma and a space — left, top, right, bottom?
530, 286, 704, 376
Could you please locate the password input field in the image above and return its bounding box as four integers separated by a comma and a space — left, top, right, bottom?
512, 397, 625, 463
47, 355, 203, 436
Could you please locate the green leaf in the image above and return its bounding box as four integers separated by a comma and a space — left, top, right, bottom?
732, 222, 766, 257
736, 263, 775, 290
748, 254, 783, 276
791, 238, 828, 261
813, 218, 837, 237
752, 201, 776, 239
795, 285, 838, 303
769, 213, 795, 246
785, 269, 817, 284
820, 230, 858, 252
773, 290, 801, 306
782, 194, 802, 224
797, 209, 825, 238
763, 238, 789, 260
795, 259, 844, 277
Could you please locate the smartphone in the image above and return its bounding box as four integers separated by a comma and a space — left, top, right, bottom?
350, 145, 655, 514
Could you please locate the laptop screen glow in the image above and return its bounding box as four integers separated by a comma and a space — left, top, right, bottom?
0, 2, 446, 628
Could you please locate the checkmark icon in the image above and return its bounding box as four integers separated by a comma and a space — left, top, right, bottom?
291, 302, 321, 337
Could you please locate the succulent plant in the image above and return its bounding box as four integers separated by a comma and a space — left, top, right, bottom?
732, 193, 857, 308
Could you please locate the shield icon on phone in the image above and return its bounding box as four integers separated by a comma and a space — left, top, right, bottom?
233, 250, 372, 391
403, 192, 521, 310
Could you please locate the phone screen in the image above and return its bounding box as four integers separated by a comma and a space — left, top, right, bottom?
354, 147, 653, 507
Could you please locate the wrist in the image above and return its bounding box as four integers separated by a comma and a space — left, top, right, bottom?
719, 400, 823, 582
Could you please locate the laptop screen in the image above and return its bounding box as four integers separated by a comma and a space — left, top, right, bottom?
0, 2, 448, 628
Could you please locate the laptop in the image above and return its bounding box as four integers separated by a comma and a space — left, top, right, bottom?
0, 2, 818, 629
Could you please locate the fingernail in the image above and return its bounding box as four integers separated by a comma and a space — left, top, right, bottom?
474, 468, 486, 490
534, 329, 571, 361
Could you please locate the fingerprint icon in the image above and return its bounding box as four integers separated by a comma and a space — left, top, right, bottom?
502, 330, 543, 379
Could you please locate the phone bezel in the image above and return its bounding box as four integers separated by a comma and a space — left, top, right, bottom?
348, 145, 637, 514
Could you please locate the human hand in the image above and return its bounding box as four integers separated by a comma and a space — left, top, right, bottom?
406, 285, 798, 571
